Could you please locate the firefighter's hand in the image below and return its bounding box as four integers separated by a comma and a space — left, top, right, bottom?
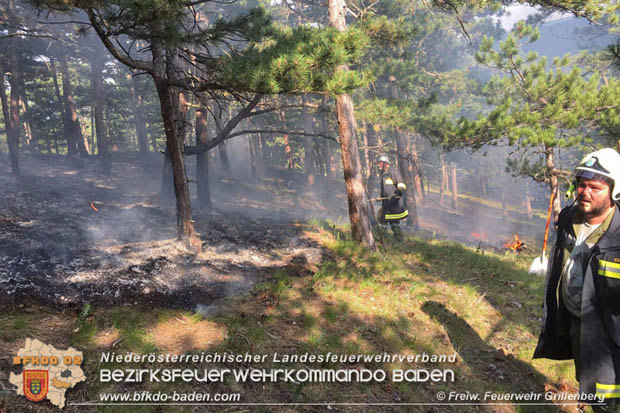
397, 182, 407, 191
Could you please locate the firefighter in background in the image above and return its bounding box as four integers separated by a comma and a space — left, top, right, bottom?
376, 153, 408, 241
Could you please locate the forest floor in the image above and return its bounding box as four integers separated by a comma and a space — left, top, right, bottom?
0, 155, 580, 412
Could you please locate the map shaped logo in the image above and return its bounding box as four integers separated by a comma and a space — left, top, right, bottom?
10, 338, 86, 409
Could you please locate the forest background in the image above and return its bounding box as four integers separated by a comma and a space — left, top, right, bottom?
3, 0, 620, 411
2, 0, 619, 252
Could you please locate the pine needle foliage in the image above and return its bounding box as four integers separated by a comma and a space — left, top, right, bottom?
219, 25, 371, 95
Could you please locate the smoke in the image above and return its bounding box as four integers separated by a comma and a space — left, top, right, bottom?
85, 204, 173, 246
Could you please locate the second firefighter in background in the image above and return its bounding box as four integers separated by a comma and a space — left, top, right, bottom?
376, 153, 408, 241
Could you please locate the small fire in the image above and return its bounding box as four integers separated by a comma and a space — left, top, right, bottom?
504, 234, 525, 252
470, 232, 487, 240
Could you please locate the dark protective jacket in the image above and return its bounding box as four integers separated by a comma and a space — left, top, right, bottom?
534, 203, 620, 402
380, 171, 408, 221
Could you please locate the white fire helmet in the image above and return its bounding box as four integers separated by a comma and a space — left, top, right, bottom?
575, 148, 620, 201
377, 153, 391, 165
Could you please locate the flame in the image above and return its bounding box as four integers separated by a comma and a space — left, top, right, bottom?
470, 232, 488, 241
504, 234, 524, 251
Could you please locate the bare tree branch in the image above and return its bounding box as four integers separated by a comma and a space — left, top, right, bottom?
84, 7, 152, 73
227, 129, 337, 141
185, 94, 262, 155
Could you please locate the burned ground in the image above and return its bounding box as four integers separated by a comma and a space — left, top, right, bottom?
0, 155, 331, 312
0, 155, 573, 413
0, 155, 547, 313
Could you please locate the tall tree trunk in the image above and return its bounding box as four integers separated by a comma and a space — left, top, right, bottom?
18, 76, 33, 151
178, 91, 191, 145
59, 53, 89, 156
0, 66, 9, 157
149, 121, 158, 151
259, 131, 270, 173
439, 152, 447, 207
90, 46, 112, 175
45, 122, 52, 154
302, 94, 315, 186
388, 78, 418, 229
409, 134, 423, 202
360, 121, 369, 179
53, 127, 59, 154
316, 140, 325, 178
395, 130, 419, 230
4, 44, 21, 174
251, 134, 263, 178
365, 123, 378, 196
161, 146, 174, 197
545, 146, 561, 225
90, 106, 95, 150
50, 57, 69, 153
217, 141, 231, 174
129, 72, 148, 156
152, 40, 198, 248
450, 162, 458, 210
525, 180, 533, 220
248, 131, 257, 180
105, 105, 117, 151
0, 67, 20, 174
405, 133, 420, 227
328, 0, 375, 250
2, 0, 21, 173
212, 102, 231, 174
246, 117, 263, 179
196, 108, 211, 209
320, 95, 335, 181
89, 43, 109, 171
276, 108, 294, 176
283, 133, 293, 171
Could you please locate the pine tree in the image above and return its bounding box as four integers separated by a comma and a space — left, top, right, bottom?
463, 22, 620, 223
29, 0, 372, 247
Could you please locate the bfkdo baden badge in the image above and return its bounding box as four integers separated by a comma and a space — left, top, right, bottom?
10, 339, 86, 408
24, 370, 49, 402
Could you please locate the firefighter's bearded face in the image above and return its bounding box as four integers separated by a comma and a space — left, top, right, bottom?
577, 177, 613, 219
378, 162, 390, 172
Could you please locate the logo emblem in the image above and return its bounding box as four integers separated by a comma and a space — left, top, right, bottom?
584, 158, 596, 167
24, 370, 48, 402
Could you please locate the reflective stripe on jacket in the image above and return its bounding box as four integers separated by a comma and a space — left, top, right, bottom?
380, 172, 408, 221
534, 203, 620, 404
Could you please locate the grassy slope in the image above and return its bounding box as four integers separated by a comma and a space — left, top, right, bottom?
0, 183, 581, 412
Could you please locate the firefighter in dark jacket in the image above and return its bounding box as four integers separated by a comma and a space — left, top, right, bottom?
376, 153, 408, 241
534, 148, 620, 411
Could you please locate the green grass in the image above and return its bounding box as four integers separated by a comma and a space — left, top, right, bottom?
1, 211, 577, 412
108, 307, 158, 353
239, 223, 576, 408
0, 313, 38, 341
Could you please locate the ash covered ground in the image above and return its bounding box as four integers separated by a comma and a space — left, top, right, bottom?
0, 155, 335, 311
0, 154, 545, 312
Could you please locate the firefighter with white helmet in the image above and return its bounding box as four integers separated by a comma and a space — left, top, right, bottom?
376, 153, 408, 241
534, 147, 620, 411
